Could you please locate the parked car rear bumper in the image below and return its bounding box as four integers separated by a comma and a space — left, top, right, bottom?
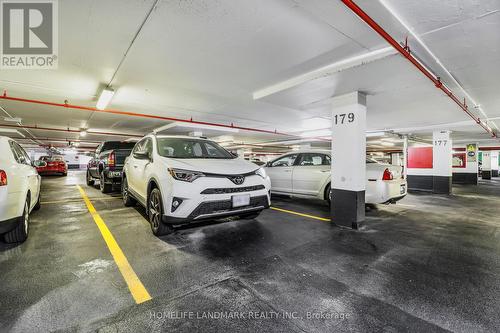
0, 216, 19, 234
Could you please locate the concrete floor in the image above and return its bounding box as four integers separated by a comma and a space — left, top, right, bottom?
1, 171, 500, 332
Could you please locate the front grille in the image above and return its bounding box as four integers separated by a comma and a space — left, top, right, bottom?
188, 195, 269, 220
201, 185, 265, 195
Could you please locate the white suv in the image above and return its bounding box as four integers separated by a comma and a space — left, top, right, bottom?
0, 136, 42, 243
122, 135, 271, 236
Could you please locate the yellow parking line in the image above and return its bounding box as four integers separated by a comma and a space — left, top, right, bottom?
76, 185, 152, 304
42, 197, 121, 205
270, 206, 331, 222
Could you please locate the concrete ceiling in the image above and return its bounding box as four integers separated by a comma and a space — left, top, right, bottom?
0, 0, 499, 153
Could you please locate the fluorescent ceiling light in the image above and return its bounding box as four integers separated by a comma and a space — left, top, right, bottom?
154, 121, 239, 134
381, 142, 396, 147
96, 88, 115, 110
366, 131, 386, 137
3, 117, 22, 123
0, 128, 25, 137
80, 130, 87, 137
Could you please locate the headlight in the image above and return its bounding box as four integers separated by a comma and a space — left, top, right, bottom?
254, 167, 267, 179
168, 168, 205, 182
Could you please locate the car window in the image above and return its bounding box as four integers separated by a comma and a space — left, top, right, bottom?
297, 153, 329, 166
19, 145, 32, 165
10, 142, 31, 165
132, 139, 147, 154
156, 137, 234, 159
270, 154, 298, 167
9, 141, 21, 163
324, 155, 331, 165
143, 138, 153, 154
102, 141, 136, 151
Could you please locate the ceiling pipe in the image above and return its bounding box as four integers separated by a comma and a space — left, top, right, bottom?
340, 0, 497, 139
12, 136, 103, 144
0, 123, 143, 138
0, 92, 305, 138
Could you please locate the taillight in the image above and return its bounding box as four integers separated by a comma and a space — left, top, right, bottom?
382, 168, 393, 181
0, 170, 7, 186
108, 152, 116, 167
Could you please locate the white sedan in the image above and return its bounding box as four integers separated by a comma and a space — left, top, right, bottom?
265, 150, 407, 204
0, 136, 42, 243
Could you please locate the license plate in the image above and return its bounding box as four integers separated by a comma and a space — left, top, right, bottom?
400, 184, 406, 194
110, 171, 122, 178
232, 194, 250, 208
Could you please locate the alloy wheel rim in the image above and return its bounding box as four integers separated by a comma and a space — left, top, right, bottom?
150, 192, 161, 230
122, 179, 128, 201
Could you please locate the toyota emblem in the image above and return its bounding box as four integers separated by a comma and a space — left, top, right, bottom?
229, 176, 245, 185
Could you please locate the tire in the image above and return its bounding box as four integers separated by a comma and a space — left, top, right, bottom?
86, 170, 94, 186
4, 197, 30, 243
121, 176, 136, 207
62, 172, 67, 177
99, 172, 112, 194
33, 193, 41, 211
325, 184, 331, 206
148, 188, 174, 236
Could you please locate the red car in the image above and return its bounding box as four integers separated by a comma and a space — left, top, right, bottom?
36, 155, 68, 176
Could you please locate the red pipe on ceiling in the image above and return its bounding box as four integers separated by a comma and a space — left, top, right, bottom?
340, 0, 497, 139
0, 123, 143, 138
0, 93, 294, 137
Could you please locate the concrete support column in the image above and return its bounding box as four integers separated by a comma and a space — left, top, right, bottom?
482, 151, 492, 179
491, 151, 499, 177
432, 131, 452, 194
391, 153, 402, 166
452, 143, 478, 185
330, 92, 366, 229
403, 135, 408, 179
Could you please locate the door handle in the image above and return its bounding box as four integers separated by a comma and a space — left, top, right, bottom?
321, 170, 330, 173
133, 165, 138, 168
284, 170, 292, 173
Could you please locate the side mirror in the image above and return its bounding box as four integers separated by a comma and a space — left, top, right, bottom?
133, 150, 151, 160
33, 160, 47, 167
265, 162, 271, 167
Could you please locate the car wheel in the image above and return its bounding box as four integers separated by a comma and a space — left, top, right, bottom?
99, 172, 112, 193
148, 188, 173, 236
325, 184, 331, 206
62, 172, 67, 177
122, 177, 136, 207
86, 170, 94, 186
33, 193, 41, 211
4, 197, 30, 243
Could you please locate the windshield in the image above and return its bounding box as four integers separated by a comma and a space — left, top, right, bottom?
156, 137, 235, 159
101, 142, 136, 151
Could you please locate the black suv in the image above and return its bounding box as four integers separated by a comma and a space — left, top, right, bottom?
86, 141, 136, 193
